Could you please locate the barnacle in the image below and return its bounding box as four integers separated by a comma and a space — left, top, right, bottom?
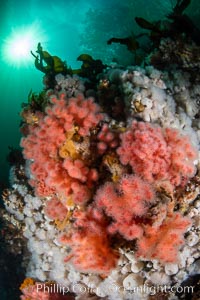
132, 99, 146, 113
103, 152, 124, 182
54, 201, 80, 231
176, 174, 200, 213
2, 189, 11, 200
98, 78, 110, 90
20, 106, 40, 125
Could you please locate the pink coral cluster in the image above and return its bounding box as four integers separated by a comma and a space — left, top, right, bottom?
94, 175, 155, 240
97, 123, 118, 154
60, 207, 118, 274
117, 121, 198, 187
94, 175, 192, 263
45, 196, 68, 221
21, 93, 103, 204
48, 93, 103, 137
61, 173, 192, 268
20, 91, 197, 274
136, 212, 192, 263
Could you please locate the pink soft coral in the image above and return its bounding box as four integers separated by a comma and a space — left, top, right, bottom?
20, 93, 103, 203
45, 196, 68, 221
94, 175, 155, 240
97, 123, 118, 154
136, 212, 192, 263
60, 207, 118, 274
117, 121, 198, 187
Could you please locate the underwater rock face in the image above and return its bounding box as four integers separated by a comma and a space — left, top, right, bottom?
3, 62, 200, 300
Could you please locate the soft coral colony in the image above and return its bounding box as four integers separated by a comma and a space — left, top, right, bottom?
2, 8, 200, 300
20, 78, 197, 269
16, 63, 200, 299
6, 67, 200, 299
